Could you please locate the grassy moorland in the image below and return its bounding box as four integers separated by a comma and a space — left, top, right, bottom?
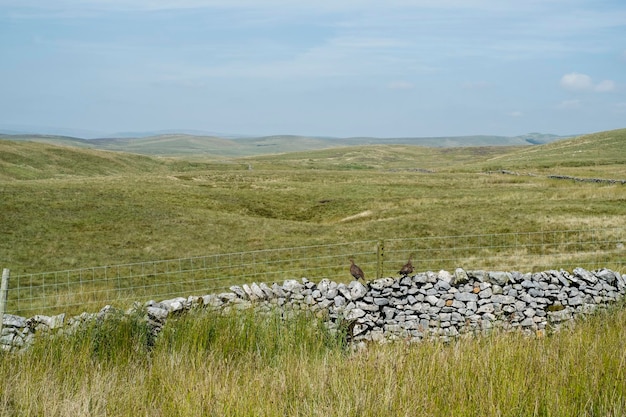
0, 128, 626, 416
1, 301, 626, 416
0, 129, 625, 314
1, 131, 566, 158
1, 129, 624, 275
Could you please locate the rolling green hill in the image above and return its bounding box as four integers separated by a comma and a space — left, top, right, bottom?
241, 144, 522, 171
1, 129, 623, 180
0, 140, 168, 180
90, 134, 244, 157
1, 131, 571, 158
0, 133, 92, 148
478, 128, 626, 176
1, 127, 624, 276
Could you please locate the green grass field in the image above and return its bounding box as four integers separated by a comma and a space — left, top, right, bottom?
2, 128, 624, 274
1, 128, 626, 416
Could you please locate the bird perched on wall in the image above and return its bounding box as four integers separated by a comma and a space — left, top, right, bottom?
349, 259, 365, 281
398, 256, 414, 277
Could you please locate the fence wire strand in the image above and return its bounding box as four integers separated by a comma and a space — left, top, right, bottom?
5, 228, 625, 316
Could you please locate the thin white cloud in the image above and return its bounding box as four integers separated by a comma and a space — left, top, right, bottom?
557, 99, 582, 109
388, 81, 414, 90
154, 33, 434, 81
7, 0, 625, 65
0, 0, 495, 18
560, 72, 615, 93
0, 0, 560, 13
3, 0, 625, 137
461, 81, 490, 90
560, 73, 593, 91
594, 80, 615, 92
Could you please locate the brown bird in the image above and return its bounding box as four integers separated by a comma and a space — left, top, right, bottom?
349, 259, 365, 281
398, 256, 414, 277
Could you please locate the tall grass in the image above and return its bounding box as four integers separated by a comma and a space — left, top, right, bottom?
155, 307, 348, 364
2, 303, 625, 416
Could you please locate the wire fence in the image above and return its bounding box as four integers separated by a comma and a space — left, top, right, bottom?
4, 228, 625, 317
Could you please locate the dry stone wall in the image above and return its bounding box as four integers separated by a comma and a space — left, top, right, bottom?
1, 267, 624, 352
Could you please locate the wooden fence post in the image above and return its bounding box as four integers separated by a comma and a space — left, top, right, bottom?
377, 240, 385, 279
0, 269, 9, 336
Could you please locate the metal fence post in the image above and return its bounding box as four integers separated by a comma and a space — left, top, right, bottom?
377, 240, 385, 279
0, 269, 9, 336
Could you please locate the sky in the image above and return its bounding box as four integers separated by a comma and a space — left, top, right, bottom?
1, 0, 625, 138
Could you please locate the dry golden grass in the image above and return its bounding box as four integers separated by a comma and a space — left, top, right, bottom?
2, 304, 626, 416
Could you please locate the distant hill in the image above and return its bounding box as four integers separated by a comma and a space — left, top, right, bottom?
480, 128, 626, 171
0, 126, 107, 139
0, 133, 93, 148
103, 129, 250, 139
1, 128, 623, 180
0, 131, 572, 158
0, 139, 167, 180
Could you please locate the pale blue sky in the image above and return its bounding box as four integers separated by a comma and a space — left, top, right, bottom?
1, 0, 625, 138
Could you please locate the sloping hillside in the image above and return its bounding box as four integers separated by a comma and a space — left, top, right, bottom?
2, 131, 570, 158
479, 128, 626, 174
1, 128, 623, 275
2, 129, 622, 179
242, 144, 520, 171
0, 140, 168, 180
88, 132, 568, 157
0, 134, 93, 148
90, 134, 244, 157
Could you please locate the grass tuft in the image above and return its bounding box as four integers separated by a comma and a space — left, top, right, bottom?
155, 308, 348, 365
